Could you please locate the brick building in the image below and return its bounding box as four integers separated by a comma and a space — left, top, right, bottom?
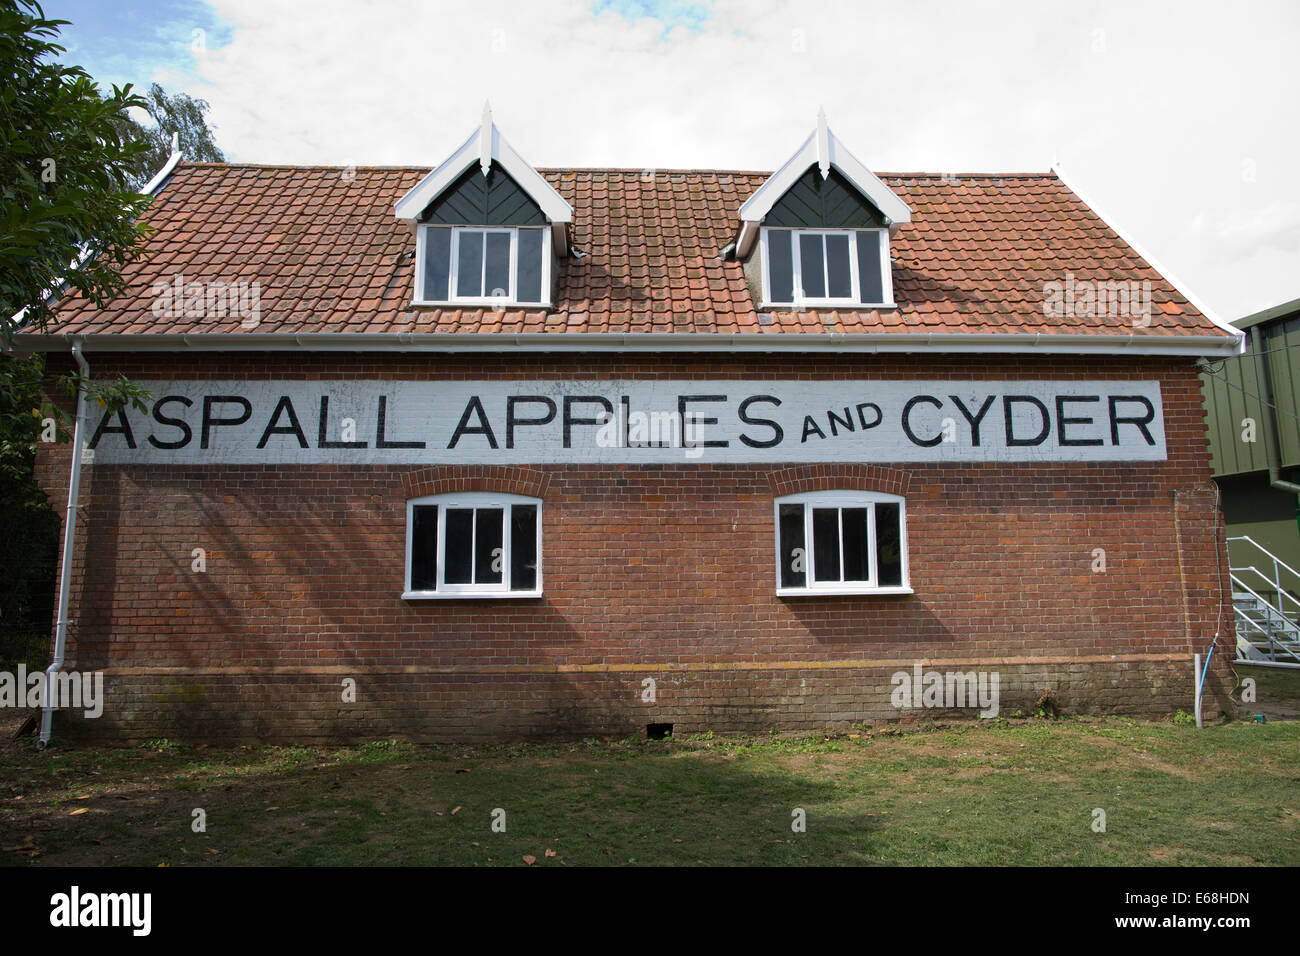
18, 108, 1244, 742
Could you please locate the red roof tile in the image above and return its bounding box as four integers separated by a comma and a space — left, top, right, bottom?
30, 163, 1230, 341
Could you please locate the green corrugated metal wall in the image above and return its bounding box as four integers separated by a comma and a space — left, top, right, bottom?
1201, 314, 1300, 477
1267, 316, 1300, 467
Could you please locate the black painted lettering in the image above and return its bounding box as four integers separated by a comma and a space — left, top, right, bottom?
201, 396, 251, 450
148, 396, 192, 450
949, 395, 995, 447
827, 406, 854, 437
1108, 395, 1157, 446
258, 396, 308, 449
738, 395, 783, 448
89, 407, 136, 450
677, 395, 728, 448
376, 395, 425, 449
855, 402, 882, 429
317, 396, 368, 449
901, 395, 944, 447
562, 396, 612, 448
506, 396, 556, 450
1003, 395, 1050, 447
1056, 395, 1103, 446
448, 395, 499, 449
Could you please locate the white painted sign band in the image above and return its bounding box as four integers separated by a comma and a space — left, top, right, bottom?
84, 380, 1168, 464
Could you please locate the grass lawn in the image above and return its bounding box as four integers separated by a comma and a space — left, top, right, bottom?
0, 716, 1296, 867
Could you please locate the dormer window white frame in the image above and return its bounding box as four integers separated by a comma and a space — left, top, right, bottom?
414, 224, 552, 308
736, 109, 912, 262
395, 103, 573, 257
760, 227, 894, 309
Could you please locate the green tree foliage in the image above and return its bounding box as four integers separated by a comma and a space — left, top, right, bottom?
111, 82, 225, 190
0, 0, 155, 345
0, 350, 59, 668
0, 2, 179, 664
0, 0, 153, 453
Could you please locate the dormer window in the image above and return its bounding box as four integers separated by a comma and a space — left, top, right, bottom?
761, 227, 890, 308
395, 103, 573, 310
416, 224, 550, 306
736, 110, 911, 313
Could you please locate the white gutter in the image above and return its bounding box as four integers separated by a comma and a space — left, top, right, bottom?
38, 339, 89, 750
9, 330, 1243, 357
1051, 162, 1246, 350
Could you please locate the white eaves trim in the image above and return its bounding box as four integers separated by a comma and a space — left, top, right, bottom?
142, 134, 183, 196
393, 104, 573, 226
11, 330, 1243, 357
738, 114, 912, 235
1052, 162, 1245, 352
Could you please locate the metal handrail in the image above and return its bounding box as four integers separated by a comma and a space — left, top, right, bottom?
1231, 572, 1300, 632
1228, 535, 1300, 601
1227, 536, 1300, 623
1233, 608, 1300, 663
1231, 572, 1300, 662
1231, 564, 1300, 618
1234, 607, 1300, 663
1228, 535, 1300, 583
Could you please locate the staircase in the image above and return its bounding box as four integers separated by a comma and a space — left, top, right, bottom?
1230, 536, 1300, 666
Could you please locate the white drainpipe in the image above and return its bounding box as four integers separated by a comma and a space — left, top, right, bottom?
38, 338, 88, 750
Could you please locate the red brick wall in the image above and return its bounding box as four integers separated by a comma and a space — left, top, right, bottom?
32, 351, 1237, 741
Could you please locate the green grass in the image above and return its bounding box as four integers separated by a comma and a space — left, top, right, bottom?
1, 718, 1296, 866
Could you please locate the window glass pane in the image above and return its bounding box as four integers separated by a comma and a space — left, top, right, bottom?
799, 233, 826, 299
484, 232, 511, 299
474, 508, 504, 584
875, 502, 903, 586
422, 228, 451, 301
778, 503, 806, 588
411, 505, 438, 590
456, 231, 484, 297
767, 230, 794, 304
511, 505, 538, 591
444, 508, 474, 584
855, 231, 884, 304
516, 229, 544, 304
812, 507, 841, 581
826, 234, 852, 298
841, 507, 870, 581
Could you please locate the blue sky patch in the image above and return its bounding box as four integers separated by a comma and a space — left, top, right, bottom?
43, 0, 231, 92
591, 0, 711, 34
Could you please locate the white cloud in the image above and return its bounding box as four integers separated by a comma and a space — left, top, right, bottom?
1196, 201, 1300, 254
150, 0, 1300, 319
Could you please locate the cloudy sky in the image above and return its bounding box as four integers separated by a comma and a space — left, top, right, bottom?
48, 0, 1299, 321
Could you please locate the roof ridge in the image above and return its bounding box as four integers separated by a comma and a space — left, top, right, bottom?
177, 161, 434, 171
171, 161, 1058, 180
884, 172, 1057, 180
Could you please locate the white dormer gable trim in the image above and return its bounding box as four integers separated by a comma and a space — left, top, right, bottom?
736, 110, 911, 259
394, 103, 573, 254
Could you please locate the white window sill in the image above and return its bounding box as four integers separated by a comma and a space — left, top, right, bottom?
760, 301, 898, 311
411, 299, 552, 309
402, 590, 543, 601
777, 586, 914, 598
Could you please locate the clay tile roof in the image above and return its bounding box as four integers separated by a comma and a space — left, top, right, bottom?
29, 162, 1231, 342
